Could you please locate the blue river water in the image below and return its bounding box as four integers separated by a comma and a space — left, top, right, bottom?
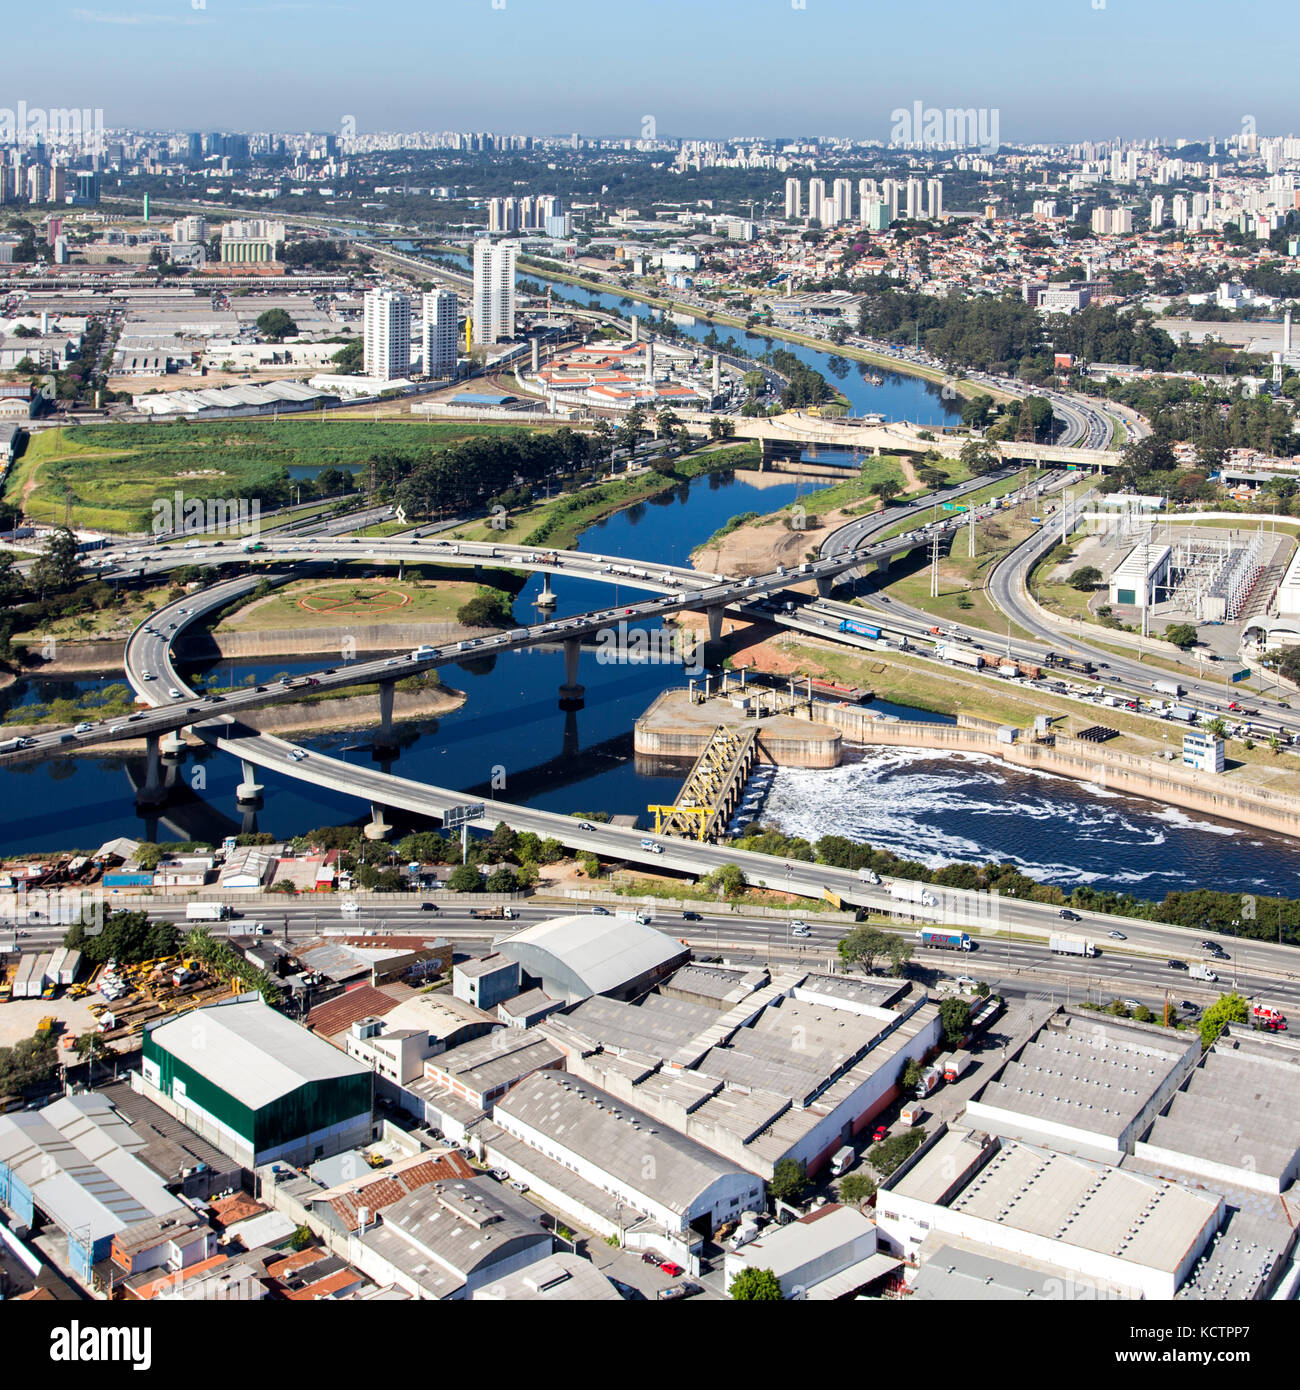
426, 246, 960, 427
2, 330, 1299, 894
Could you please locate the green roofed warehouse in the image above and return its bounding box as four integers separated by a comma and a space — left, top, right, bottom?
140, 996, 373, 1169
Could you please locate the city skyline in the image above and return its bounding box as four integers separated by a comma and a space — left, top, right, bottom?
7, 0, 1297, 143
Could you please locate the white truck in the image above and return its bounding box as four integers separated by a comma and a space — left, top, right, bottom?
944, 1051, 972, 1082
914, 1065, 944, 1099
857, 867, 882, 886
185, 903, 230, 922
890, 881, 938, 909
411, 645, 437, 660
1153, 679, 1184, 698
1188, 962, 1218, 982
830, 1144, 855, 1177
1049, 934, 1097, 958
935, 644, 984, 669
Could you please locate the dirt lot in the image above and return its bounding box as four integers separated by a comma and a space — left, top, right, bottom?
0, 995, 102, 1047
693, 497, 889, 579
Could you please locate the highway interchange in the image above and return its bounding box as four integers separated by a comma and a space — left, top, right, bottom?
7, 423, 1300, 1006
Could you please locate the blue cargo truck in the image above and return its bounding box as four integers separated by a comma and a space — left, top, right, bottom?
838, 619, 882, 640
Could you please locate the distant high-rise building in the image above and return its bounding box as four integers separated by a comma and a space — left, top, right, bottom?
832, 178, 853, 226
472, 238, 517, 346
172, 215, 207, 244
363, 288, 411, 381
26, 164, 46, 204
187, 132, 203, 164
1149, 195, 1166, 228
1172, 194, 1189, 227
808, 178, 827, 226
905, 177, 924, 219
881, 178, 901, 222
49, 164, 68, 205
0, 165, 9, 205
858, 178, 877, 222
865, 200, 890, 232
422, 288, 459, 378
74, 171, 99, 205
926, 177, 944, 220
784, 177, 802, 220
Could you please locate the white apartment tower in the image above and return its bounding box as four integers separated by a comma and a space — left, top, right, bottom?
784, 177, 802, 220
363, 288, 411, 381
808, 178, 827, 226
472, 238, 517, 346
422, 288, 459, 379
926, 178, 944, 220
882, 178, 902, 222
832, 178, 853, 226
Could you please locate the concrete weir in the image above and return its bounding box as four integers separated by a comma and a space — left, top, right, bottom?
634, 689, 842, 770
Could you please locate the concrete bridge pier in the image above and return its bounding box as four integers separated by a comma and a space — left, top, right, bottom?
160, 731, 186, 759
559, 637, 585, 709
374, 679, 398, 751
136, 733, 167, 808
236, 758, 264, 805
364, 804, 391, 841
706, 607, 725, 643
815, 574, 838, 598
537, 573, 557, 608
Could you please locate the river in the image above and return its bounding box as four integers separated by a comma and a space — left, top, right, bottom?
420, 245, 961, 426
4, 463, 1300, 898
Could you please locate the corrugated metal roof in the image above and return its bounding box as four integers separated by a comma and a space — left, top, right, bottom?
148, 999, 370, 1109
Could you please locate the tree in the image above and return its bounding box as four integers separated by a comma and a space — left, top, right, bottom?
0, 1028, 58, 1095
1164, 623, 1199, 649
939, 997, 972, 1049
487, 821, 519, 859
869, 479, 902, 504
838, 925, 896, 973
30, 525, 83, 596
1199, 992, 1249, 1048
64, 909, 177, 967
958, 438, 1001, 474
730, 1267, 782, 1301
900, 1057, 923, 1092
702, 863, 747, 898
485, 867, 518, 893
331, 340, 363, 373
769, 1158, 808, 1204
870, 1128, 927, 1177
256, 308, 298, 342
72, 1030, 111, 1083
457, 592, 513, 628
1068, 565, 1102, 591
886, 936, 914, 977
837, 1172, 877, 1205
289, 1224, 314, 1251
446, 863, 483, 893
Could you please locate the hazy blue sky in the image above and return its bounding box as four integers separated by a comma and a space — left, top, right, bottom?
9, 0, 1290, 143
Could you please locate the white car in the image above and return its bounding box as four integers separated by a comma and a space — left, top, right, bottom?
289, 748, 308, 762
791, 922, 811, 937
340, 901, 360, 914
167, 688, 182, 699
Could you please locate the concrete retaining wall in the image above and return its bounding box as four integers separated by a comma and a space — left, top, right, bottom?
178, 622, 476, 660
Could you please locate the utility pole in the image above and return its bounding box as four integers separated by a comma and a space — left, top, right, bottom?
930, 529, 940, 599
